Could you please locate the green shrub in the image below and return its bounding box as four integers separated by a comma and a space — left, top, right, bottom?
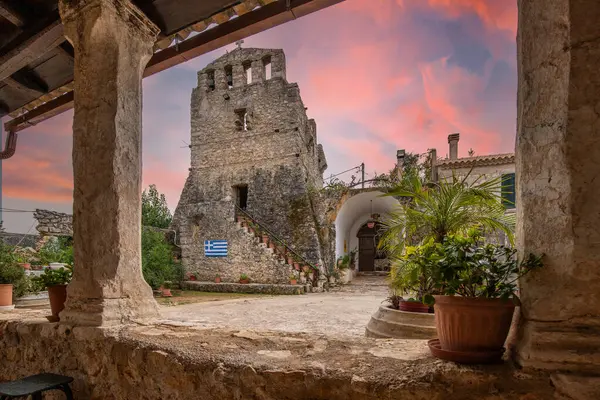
33, 266, 73, 288
36, 237, 73, 266
142, 228, 177, 289
0, 242, 27, 298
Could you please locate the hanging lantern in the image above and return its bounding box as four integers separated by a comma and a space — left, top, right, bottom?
366, 199, 376, 229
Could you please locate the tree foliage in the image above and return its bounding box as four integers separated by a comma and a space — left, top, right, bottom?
141, 228, 181, 289
142, 185, 173, 229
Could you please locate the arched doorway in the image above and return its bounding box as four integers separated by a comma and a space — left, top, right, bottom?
356, 221, 386, 272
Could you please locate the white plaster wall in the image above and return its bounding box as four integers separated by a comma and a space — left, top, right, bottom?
334, 191, 399, 271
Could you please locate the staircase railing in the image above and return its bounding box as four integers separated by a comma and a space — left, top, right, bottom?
234, 204, 319, 280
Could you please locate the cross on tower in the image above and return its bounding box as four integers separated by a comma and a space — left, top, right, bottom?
235, 39, 244, 49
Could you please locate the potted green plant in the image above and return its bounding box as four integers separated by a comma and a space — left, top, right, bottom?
215, 274, 221, 283
289, 273, 297, 285
33, 265, 73, 321
429, 232, 543, 363
162, 281, 173, 297
389, 239, 441, 313
239, 273, 249, 284
261, 233, 269, 245
0, 255, 26, 308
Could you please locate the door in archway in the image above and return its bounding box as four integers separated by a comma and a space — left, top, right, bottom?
357, 222, 378, 271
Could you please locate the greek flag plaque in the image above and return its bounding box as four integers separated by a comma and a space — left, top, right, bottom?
204, 240, 228, 257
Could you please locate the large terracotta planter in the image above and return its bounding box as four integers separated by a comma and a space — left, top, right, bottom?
433, 295, 515, 353
0, 284, 13, 307
366, 305, 436, 339
47, 285, 68, 319
399, 300, 430, 313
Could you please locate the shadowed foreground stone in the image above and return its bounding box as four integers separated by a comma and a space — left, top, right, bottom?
0, 312, 558, 400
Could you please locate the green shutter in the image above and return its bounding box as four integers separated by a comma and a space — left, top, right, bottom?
501, 173, 516, 209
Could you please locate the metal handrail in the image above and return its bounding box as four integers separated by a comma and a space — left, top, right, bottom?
234, 204, 319, 273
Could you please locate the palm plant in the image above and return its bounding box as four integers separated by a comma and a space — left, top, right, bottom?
380, 171, 515, 259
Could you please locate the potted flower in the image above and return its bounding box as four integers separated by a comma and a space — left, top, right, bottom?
162, 281, 173, 297
389, 239, 441, 314
286, 255, 294, 265
269, 240, 277, 250
0, 257, 26, 308
261, 234, 269, 245
429, 232, 543, 363
187, 273, 197, 281
215, 274, 221, 283
239, 273, 249, 284
293, 259, 300, 270
299, 272, 307, 284
289, 273, 297, 285
33, 264, 73, 321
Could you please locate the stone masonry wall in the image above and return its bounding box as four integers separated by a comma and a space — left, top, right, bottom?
173, 47, 329, 283
0, 318, 559, 400
33, 209, 73, 236
177, 201, 292, 284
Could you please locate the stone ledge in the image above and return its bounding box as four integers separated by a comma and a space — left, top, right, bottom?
182, 281, 305, 295
0, 314, 559, 400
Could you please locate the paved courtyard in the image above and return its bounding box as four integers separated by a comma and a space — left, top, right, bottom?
161, 275, 389, 338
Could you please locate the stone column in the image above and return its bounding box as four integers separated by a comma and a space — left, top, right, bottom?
58, 0, 160, 326
515, 0, 600, 372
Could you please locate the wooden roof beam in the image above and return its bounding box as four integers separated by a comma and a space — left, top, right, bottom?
0, 18, 65, 82
4, 69, 48, 97
0, 1, 25, 27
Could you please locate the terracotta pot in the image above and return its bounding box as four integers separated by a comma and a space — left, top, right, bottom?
239, 279, 249, 284
287, 257, 294, 265
262, 235, 269, 244
162, 288, 172, 297
237, 216, 244, 223
269, 242, 276, 250
215, 277, 221, 283
189, 275, 197, 281
290, 279, 297, 285
48, 285, 68, 318
19, 263, 31, 270
399, 301, 430, 313
0, 284, 13, 307
293, 262, 300, 270
433, 295, 515, 353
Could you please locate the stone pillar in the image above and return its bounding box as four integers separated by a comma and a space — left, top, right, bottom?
271, 52, 286, 80
251, 59, 263, 83
232, 64, 245, 88
515, 0, 600, 372
58, 0, 160, 326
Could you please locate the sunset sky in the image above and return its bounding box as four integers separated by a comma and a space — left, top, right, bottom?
1, 0, 517, 233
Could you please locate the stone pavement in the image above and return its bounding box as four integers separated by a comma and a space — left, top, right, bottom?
161, 275, 389, 337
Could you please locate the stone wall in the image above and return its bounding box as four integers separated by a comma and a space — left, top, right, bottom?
0, 318, 560, 400
173, 47, 329, 283
33, 209, 73, 236
178, 207, 292, 284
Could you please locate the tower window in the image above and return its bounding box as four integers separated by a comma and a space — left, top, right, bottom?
234, 185, 248, 210
225, 65, 233, 88
243, 61, 252, 84
206, 70, 215, 91
235, 108, 249, 131
263, 56, 272, 80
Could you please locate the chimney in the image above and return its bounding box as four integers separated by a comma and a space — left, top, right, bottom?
396, 149, 405, 180
448, 133, 460, 160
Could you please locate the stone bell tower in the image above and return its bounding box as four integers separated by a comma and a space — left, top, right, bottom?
173, 47, 328, 284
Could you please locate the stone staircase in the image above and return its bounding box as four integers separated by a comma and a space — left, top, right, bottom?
235, 215, 320, 289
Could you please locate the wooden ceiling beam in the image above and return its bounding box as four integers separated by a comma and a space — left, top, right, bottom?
0, 1, 25, 27
0, 101, 8, 118
57, 42, 75, 60
4, 69, 48, 97
0, 18, 65, 82
4, 91, 73, 133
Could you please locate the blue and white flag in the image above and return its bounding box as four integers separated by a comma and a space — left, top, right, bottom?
204, 240, 228, 257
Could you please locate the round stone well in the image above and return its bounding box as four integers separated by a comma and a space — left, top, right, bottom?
365, 305, 436, 339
